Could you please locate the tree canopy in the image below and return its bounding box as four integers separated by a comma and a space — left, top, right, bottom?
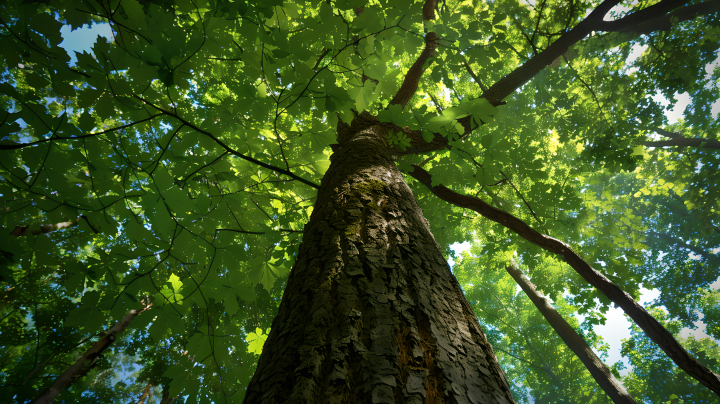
0, 0, 719, 402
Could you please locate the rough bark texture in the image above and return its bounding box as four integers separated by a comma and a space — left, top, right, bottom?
33, 309, 141, 404
244, 115, 516, 404
504, 260, 636, 404
409, 165, 720, 397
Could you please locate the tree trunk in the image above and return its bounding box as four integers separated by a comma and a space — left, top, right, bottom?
134, 381, 153, 404
244, 115, 516, 403
33, 309, 141, 404
504, 260, 636, 404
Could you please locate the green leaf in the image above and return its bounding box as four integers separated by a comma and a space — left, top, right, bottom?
246, 327, 270, 355
122, 0, 148, 30
168, 273, 182, 293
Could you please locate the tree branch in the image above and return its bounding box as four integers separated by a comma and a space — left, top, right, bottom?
374, 0, 687, 155
408, 164, 720, 396
134, 96, 321, 189
0, 114, 165, 150
651, 126, 684, 139
482, 0, 623, 105
597, 0, 720, 33
494, 347, 557, 378
481, 0, 715, 106
389, 0, 439, 108
462, 57, 489, 93
11, 215, 98, 237
643, 138, 720, 150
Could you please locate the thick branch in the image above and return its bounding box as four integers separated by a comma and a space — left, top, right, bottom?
389, 0, 439, 109
482, 0, 623, 105
389, 33, 439, 108
408, 164, 720, 397
383, 0, 703, 153
505, 260, 636, 404
135, 381, 153, 404
482, 0, 710, 106
422, 0, 438, 20
12, 219, 78, 237
597, 0, 720, 33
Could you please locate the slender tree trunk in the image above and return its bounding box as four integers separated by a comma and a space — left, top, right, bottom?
504, 260, 636, 404
33, 309, 141, 404
244, 115, 516, 403
134, 381, 153, 404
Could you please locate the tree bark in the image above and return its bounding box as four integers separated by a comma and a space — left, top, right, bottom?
33, 309, 142, 404
244, 115, 516, 403
504, 260, 636, 404
409, 164, 720, 397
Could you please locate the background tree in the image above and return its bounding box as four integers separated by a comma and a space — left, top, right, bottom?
0, 0, 719, 402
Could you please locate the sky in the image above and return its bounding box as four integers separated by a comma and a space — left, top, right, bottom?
58, 23, 114, 65
59, 18, 720, 382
